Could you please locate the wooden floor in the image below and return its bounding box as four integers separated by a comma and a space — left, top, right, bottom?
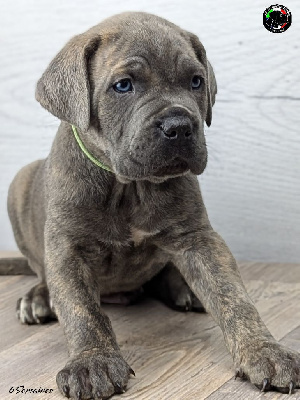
1, 261, 300, 400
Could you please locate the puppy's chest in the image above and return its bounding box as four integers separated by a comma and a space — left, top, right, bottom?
94, 200, 163, 247
90, 234, 165, 293
89, 211, 160, 247
86, 180, 171, 247
130, 227, 160, 246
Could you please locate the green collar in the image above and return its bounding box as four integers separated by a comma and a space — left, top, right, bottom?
71, 125, 113, 172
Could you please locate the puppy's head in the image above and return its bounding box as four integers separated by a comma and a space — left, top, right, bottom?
36, 12, 217, 183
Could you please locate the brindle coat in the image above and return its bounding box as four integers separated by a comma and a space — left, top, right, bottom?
7, 12, 300, 399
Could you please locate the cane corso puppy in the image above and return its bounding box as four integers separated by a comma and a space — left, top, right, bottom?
7, 11, 300, 399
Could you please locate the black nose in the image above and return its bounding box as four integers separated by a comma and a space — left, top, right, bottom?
159, 115, 193, 140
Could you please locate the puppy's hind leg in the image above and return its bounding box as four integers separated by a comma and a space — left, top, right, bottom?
17, 280, 57, 325
144, 262, 206, 312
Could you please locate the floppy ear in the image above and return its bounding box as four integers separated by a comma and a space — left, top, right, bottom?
187, 33, 217, 127
35, 32, 101, 132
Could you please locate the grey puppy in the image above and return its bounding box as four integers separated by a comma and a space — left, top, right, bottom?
7, 12, 300, 399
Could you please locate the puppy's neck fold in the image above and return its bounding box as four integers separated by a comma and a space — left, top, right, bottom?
71, 125, 113, 173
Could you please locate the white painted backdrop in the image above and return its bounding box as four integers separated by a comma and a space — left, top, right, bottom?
0, 0, 299, 262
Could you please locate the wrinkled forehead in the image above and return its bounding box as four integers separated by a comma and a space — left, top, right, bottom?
96, 22, 205, 80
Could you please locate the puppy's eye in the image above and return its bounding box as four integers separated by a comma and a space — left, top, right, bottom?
191, 76, 202, 90
113, 79, 133, 93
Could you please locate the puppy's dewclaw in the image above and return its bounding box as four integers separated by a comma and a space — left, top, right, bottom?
7, 11, 300, 399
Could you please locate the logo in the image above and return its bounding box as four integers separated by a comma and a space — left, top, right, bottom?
263, 5, 292, 33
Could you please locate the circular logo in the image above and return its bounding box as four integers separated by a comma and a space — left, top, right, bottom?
263, 5, 292, 33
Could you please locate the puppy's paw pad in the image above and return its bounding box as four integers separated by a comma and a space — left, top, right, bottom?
173, 289, 206, 313
16, 284, 56, 324
17, 296, 53, 324
57, 350, 133, 399
173, 287, 193, 310
236, 342, 300, 394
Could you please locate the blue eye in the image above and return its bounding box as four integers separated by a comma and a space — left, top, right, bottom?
191, 76, 202, 90
113, 79, 133, 93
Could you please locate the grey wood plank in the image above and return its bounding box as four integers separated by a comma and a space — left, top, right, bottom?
0, 253, 34, 275
1, 262, 300, 399
0, 276, 44, 352
0, 258, 34, 275
239, 262, 300, 284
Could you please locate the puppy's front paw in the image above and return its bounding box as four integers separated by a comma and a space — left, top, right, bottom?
16, 283, 56, 324
56, 349, 134, 399
236, 341, 300, 394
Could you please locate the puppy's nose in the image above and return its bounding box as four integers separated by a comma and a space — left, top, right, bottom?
157, 105, 195, 141
161, 117, 193, 140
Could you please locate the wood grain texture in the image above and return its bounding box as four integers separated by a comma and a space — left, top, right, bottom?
0, 0, 299, 262
0, 258, 33, 275
1, 262, 300, 399
0, 252, 33, 275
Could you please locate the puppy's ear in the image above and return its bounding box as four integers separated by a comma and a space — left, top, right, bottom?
36, 32, 101, 132
188, 33, 217, 127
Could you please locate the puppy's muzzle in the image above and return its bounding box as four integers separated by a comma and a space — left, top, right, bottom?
144, 106, 204, 178
159, 116, 192, 140
155, 106, 197, 143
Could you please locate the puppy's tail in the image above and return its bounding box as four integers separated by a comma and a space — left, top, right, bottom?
0, 256, 34, 275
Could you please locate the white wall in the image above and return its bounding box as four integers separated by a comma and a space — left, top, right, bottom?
0, 0, 299, 262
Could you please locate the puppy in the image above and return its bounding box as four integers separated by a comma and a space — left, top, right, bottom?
7, 12, 300, 399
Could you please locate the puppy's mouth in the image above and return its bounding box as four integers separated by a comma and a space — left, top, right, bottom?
152, 158, 189, 177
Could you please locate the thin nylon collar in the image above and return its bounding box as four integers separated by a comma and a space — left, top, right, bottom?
71, 125, 113, 173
